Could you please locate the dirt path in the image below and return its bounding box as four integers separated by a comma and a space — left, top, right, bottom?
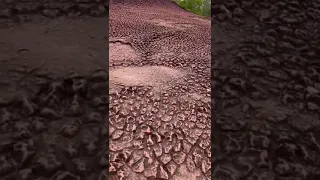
109, 0, 211, 179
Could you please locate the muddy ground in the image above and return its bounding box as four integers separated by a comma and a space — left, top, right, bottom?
1, 0, 320, 180
0, 1, 109, 180
212, 0, 320, 179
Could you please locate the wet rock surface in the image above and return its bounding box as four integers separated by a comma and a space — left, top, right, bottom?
109, 0, 210, 179
212, 0, 320, 179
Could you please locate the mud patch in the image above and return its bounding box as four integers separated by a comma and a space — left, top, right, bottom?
174, 23, 194, 29
193, 17, 211, 23
173, 165, 202, 180
109, 66, 186, 91
152, 19, 175, 28
185, 92, 211, 103
110, 42, 139, 63
0, 17, 108, 76
151, 19, 194, 30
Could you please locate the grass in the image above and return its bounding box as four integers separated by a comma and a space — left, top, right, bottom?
174, 0, 211, 17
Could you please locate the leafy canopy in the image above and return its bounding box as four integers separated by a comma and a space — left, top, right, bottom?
174, 0, 211, 17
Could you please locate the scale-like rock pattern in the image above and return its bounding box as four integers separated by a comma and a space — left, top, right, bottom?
212, 0, 320, 179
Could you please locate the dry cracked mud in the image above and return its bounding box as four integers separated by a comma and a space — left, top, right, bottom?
109, 0, 211, 180
212, 0, 320, 179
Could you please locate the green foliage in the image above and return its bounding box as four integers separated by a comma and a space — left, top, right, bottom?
175, 0, 211, 17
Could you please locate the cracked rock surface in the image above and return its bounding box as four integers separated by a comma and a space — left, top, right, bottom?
109, 0, 211, 179
212, 0, 320, 179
